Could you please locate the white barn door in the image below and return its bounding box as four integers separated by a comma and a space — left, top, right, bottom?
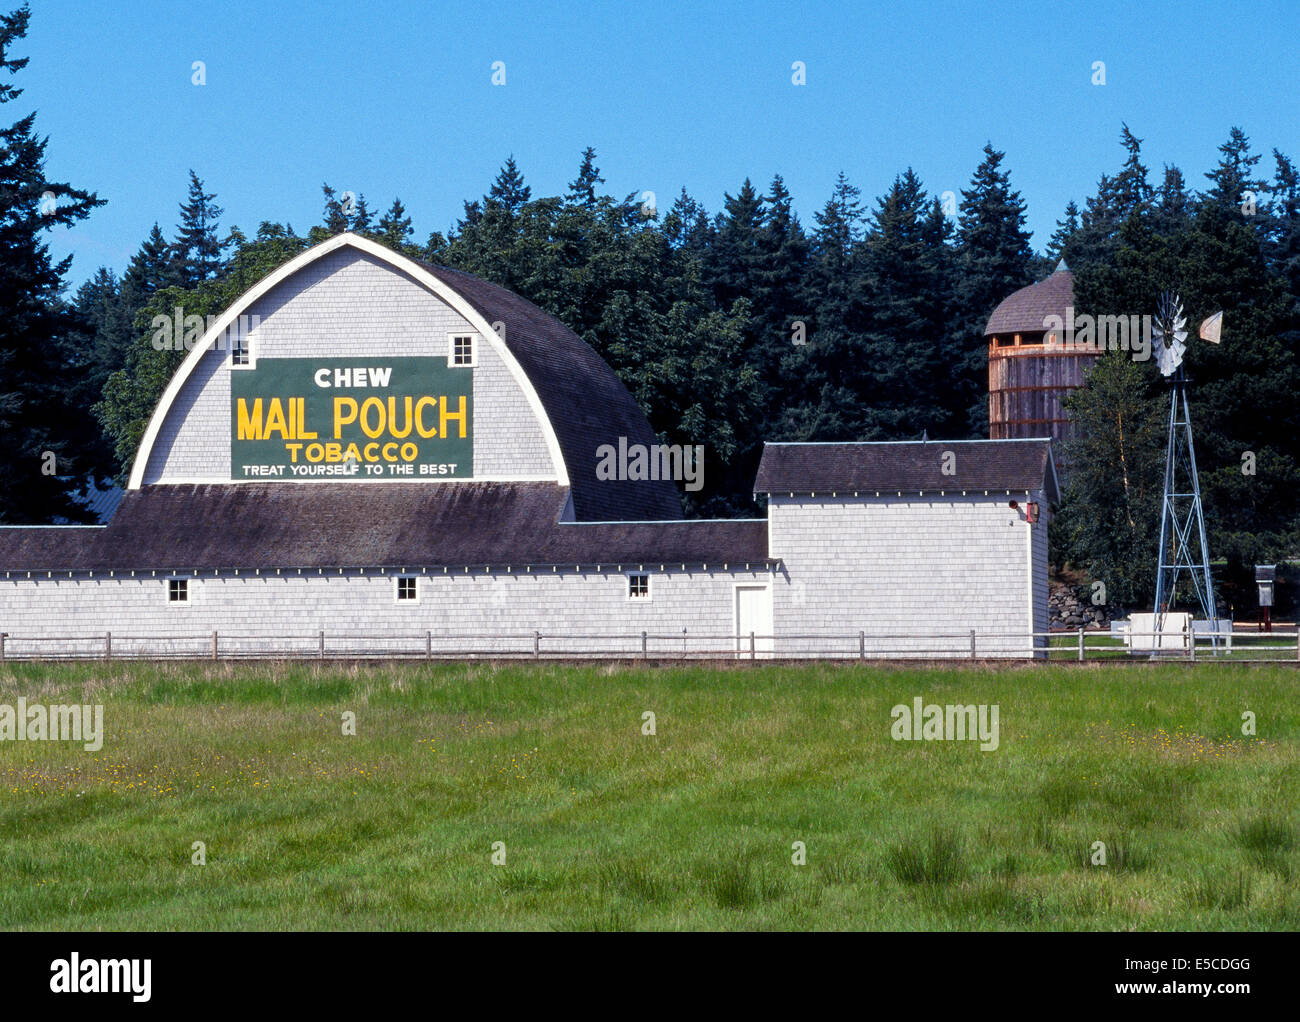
734, 584, 773, 657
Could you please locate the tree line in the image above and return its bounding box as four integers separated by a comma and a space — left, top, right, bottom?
45, 144, 1047, 519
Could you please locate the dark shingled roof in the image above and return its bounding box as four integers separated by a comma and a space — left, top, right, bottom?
984, 267, 1074, 336
0, 484, 769, 573
754, 440, 1059, 502
421, 263, 682, 522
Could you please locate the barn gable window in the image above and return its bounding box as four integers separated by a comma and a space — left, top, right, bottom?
396, 576, 419, 602
230, 331, 250, 366
449, 333, 476, 367
168, 578, 189, 603
627, 573, 650, 600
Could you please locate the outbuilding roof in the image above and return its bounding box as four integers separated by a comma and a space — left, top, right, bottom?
0, 484, 770, 574
984, 266, 1074, 337
754, 439, 1060, 502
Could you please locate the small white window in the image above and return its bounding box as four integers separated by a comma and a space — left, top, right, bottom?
230, 333, 249, 366
448, 333, 476, 367
627, 573, 650, 600
396, 576, 419, 602
168, 578, 189, 603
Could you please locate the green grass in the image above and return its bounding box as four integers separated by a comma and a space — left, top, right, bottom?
1, 659, 1298, 930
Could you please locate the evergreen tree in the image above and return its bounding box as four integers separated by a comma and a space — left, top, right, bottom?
1153, 165, 1191, 236
1060, 351, 1166, 608
308, 183, 350, 242
662, 188, 711, 254
65, 267, 131, 481
950, 143, 1035, 434
487, 155, 531, 214
1112, 124, 1153, 220
0, 3, 105, 521
169, 170, 226, 286
1264, 150, 1300, 350
779, 172, 866, 440
121, 223, 171, 309
376, 197, 414, 252
707, 178, 765, 311
348, 193, 373, 234
1204, 126, 1264, 210
751, 174, 811, 397
1044, 199, 1080, 267
567, 147, 604, 208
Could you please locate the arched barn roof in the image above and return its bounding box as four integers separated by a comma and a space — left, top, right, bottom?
984, 264, 1074, 337
419, 262, 680, 521
128, 234, 681, 522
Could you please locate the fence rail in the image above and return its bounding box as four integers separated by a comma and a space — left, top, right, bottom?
0, 628, 1296, 663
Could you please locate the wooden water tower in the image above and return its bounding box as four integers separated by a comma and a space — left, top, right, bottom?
986, 262, 1098, 465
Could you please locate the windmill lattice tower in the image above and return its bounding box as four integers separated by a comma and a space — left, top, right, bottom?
1152, 293, 1222, 648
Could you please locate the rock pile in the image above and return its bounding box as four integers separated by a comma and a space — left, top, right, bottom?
1049, 583, 1112, 629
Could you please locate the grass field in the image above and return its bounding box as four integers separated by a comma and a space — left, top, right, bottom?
1, 659, 1297, 930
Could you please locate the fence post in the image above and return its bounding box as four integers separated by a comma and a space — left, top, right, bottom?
969, 629, 976, 660
426, 630, 432, 660
859, 630, 865, 660
750, 631, 756, 660
1188, 621, 1196, 663
319, 630, 325, 660
1077, 626, 1084, 663
105, 631, 112, 662
212, 630, 218, 661
0, 632, 5, 664
533, 630, 540, 658
641, 630, 647, 660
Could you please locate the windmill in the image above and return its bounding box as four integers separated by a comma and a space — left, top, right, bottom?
1151, 292, 1223, 649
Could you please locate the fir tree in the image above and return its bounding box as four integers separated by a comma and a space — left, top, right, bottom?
567, 147, 604, 208
309, 183, 350, 242
376, 197, 414, 251
169, 170, 227, 286
0, 2, 105, 521
487, 155, 531, 214
1044, 199, 1080, 266
348, 193, 373, 234
950, 143, 1034, 434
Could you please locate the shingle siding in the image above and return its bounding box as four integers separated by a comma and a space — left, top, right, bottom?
0, 568, 770, 657
142, 249, 554, 484
768, 493, 1050, 657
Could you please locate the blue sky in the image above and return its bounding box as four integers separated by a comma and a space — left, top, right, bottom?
18, 0, 1300, 287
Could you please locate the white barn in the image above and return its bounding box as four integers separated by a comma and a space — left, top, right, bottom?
0, 234, 1058, 659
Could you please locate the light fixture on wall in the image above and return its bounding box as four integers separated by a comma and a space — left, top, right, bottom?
1008, 499, 1039, 524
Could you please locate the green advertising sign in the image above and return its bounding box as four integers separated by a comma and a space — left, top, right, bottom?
230, 357, 473, 480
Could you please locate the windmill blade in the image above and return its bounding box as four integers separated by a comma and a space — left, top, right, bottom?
1200, 311, 1223, 343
